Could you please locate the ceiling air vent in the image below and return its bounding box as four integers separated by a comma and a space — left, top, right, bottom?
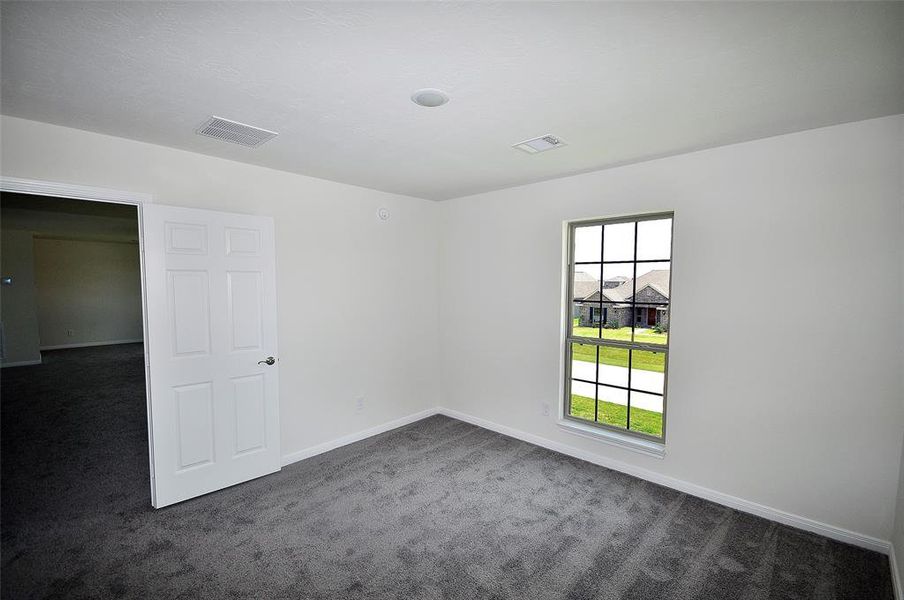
196, 116, 278, 148
513, 134, 566, 154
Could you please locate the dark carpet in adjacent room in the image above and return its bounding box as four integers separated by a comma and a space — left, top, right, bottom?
0, 344, 893, 599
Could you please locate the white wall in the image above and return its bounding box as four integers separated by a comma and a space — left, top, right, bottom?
33, 238, 143, 348
0, 230, 41, 365
438, 115, 904, 543
0, 115, 441, 459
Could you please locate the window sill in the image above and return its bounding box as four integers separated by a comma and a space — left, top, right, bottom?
557, 419, 666, 459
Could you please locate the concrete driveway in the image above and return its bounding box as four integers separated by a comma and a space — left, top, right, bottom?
571, 360, 663, 412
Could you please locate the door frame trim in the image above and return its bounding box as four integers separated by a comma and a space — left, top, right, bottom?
0, 176, 158, 506
0, 176, 153, 205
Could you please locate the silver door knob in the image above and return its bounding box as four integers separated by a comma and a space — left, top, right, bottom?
258, 356, 276, 366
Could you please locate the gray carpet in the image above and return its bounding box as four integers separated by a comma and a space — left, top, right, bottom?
1, 344, 894, 599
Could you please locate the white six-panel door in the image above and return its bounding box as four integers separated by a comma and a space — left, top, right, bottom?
142, 205, 280, 507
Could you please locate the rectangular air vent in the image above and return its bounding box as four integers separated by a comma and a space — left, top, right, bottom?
513, 134, 566, 154
196, 116, 278, 148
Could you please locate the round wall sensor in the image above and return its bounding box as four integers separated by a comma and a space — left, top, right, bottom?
377, 207, 391, 221
411, 88, 449, 108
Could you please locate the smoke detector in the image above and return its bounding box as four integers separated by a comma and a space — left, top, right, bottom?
411, 88, 450, 108
513, 135, 566, 154
196, 116, 278, 148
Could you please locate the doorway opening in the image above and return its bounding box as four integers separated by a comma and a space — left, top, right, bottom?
1, 192, 154, 537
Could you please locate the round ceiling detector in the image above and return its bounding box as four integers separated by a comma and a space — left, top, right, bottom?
411, 88, 449, 108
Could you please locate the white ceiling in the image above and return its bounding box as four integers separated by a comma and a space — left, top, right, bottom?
2, 2, 902, 201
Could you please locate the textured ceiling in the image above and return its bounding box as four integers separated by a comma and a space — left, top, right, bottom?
2, 2, 902, 201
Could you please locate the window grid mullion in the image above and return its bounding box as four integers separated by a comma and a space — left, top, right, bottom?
626, 220, 638, 430
566, 336, 668, 353
572, 377, 662, 396
593, 346, 599, 423
598, 224, 604, 339
595, 222, 604, 423
574, 258, 672, 265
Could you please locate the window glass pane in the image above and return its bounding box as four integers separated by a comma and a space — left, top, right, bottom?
629, 391, 663, 437
600, 263, 633, 342
633, 262, 670, 297
571, 380, 596, 402
603, 222, 635, 262
572, 304, 601, 339
597, 346, 628, 388
636, 218, 672, 261
601, 306, 631, 342
570, 343, 597, 383
599, 302, 623, 336
573, 265, 600, 296
571, 302, 604, 339
600, 263, 632, 298
573, 225, 601, 263
569, 387, 595, 422
597, 385, 628, 429
630, 349, 665, 393
632, 261, 669, 344
633, 305, 668, 345
572, 264, 601, 337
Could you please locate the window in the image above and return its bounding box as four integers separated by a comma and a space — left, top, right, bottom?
565, 212, 673, 441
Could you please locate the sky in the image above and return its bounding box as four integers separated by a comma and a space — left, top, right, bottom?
574, 218, 671, 281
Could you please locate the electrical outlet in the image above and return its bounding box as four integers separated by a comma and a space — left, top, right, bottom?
355, 396, 365, 413
541, 402, 551, 417
66, 329, 74, 337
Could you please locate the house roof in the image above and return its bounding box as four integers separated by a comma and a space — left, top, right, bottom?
581, 269, 670, 303
572, 271, 599, 300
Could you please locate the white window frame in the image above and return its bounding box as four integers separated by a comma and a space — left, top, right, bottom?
559, 212, 674, 456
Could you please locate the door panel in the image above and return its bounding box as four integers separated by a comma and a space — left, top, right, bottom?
225, 227, 262, 256
174, 382, 215, 470
168, 271, 211, 356
232, 374, 267, 455
143, 204, 280, 507
227, 271, 263, 351
166, 222, 208, 254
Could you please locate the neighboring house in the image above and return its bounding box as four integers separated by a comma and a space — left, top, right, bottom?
573, 269, 670, 329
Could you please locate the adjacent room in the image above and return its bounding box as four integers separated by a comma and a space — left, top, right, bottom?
1, 2, 902, 599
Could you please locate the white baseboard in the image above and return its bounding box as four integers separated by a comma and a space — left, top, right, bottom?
280, 408, 439, 467
891, 544, 902, 600
436, 407, 892, 555
40, 338, 143, 351
0, 358, 43, 368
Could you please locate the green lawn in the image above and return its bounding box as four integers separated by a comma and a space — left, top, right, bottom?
569, 394, 662, 437
573, 322, 668, 345
570, 325, 666, 373
571, 343, 665, 373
